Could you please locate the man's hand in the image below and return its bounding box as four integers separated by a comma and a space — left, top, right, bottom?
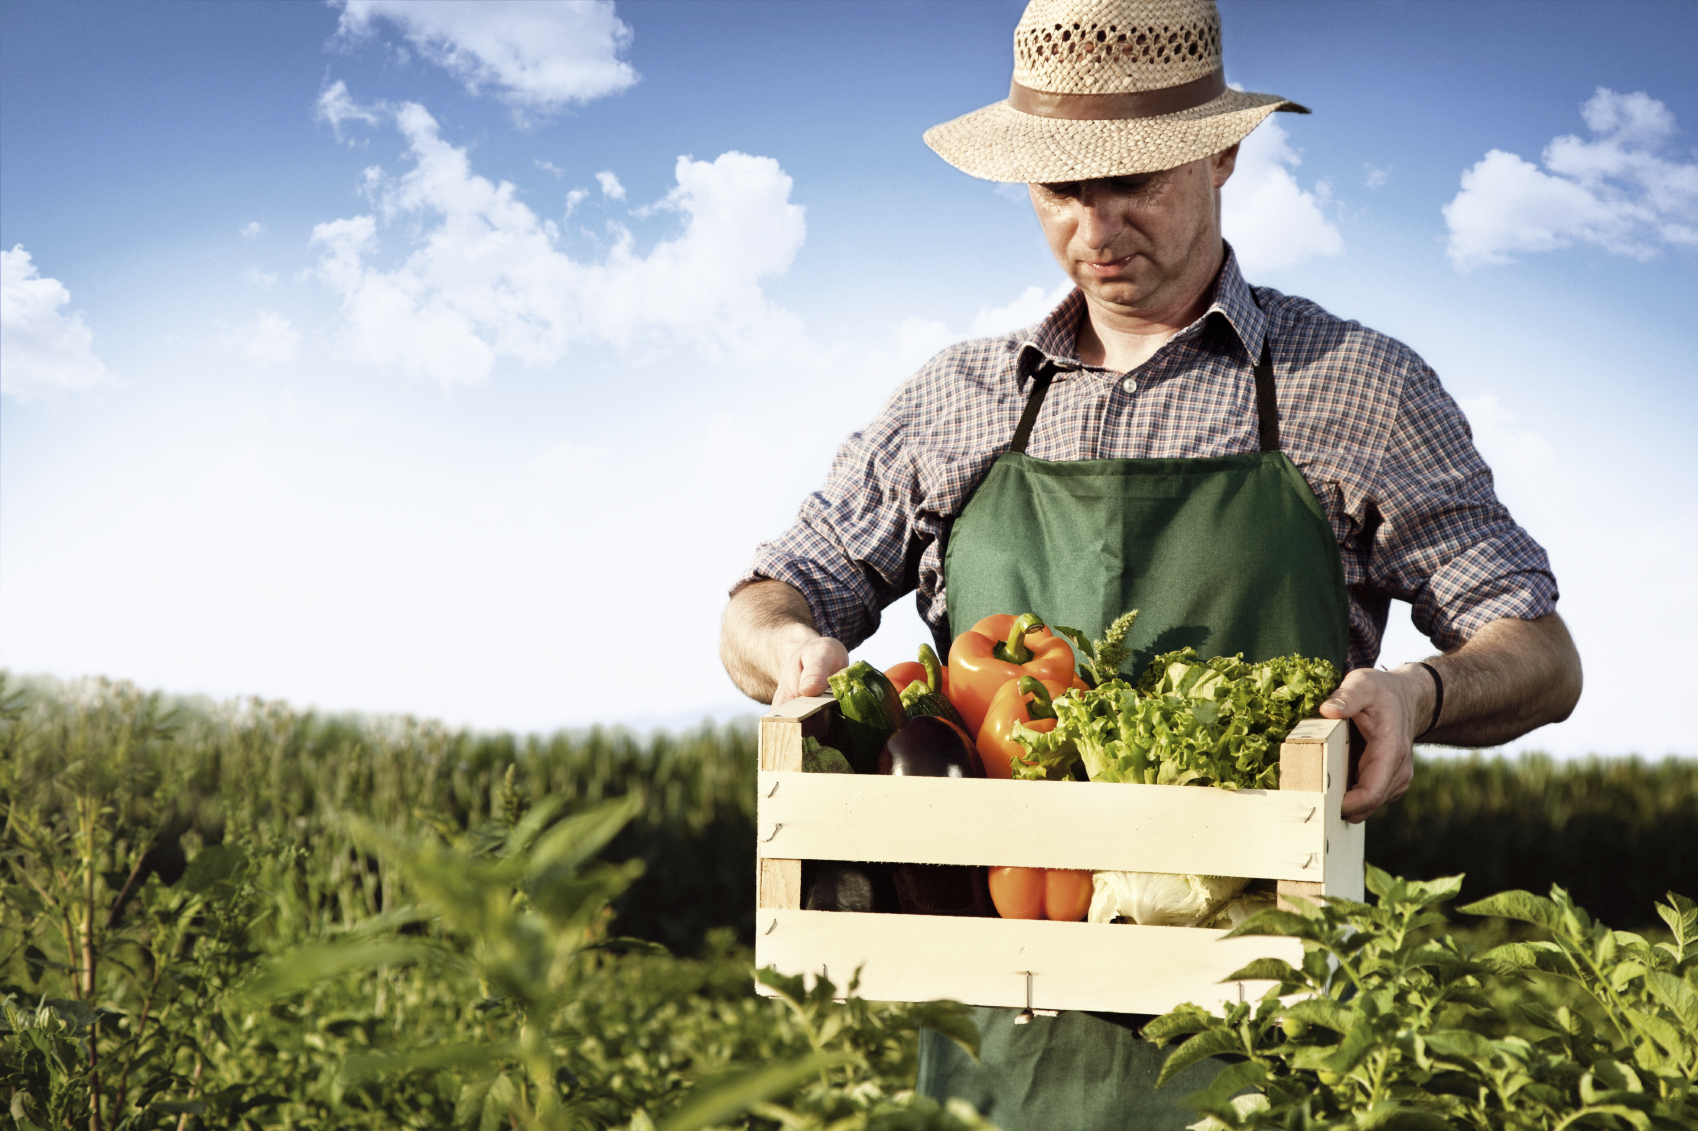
772, 635, 850, 707
1320, 666, 1429, 823
1320, 613, 1582, 824
721, 579, 851, 706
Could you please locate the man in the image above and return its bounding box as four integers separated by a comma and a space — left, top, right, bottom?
721, 0, 1583, 1126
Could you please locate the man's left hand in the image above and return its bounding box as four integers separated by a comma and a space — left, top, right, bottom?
1318, 666, 1431, 823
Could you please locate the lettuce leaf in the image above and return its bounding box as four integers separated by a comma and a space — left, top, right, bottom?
1011, 648, 1339, 789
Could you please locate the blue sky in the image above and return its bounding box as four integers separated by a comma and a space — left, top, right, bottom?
2, 1, 1694, 756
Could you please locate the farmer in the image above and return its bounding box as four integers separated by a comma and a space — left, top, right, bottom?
721, 0, 1583, 1126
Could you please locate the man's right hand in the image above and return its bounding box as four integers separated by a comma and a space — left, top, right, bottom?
773, 634, 850, 707
721, 579, 852, 706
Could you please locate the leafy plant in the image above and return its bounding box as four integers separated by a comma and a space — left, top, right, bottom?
1010, 649, 1338, 787
1144, 866, 1698, 1129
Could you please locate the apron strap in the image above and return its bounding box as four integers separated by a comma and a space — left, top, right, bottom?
1008, 358, 1059, 455
1009, 336, 1279, 454
1254, 338, 1280, 453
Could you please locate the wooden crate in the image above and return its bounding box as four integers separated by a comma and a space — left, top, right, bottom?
754, 696, 1363, 1016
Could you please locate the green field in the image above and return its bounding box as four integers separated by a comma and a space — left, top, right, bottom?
3, 675, 1694, 1130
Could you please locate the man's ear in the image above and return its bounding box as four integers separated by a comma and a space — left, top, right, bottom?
1211, 143, 1240, 189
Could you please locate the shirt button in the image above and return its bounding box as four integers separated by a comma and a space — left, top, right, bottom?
1121, 376, 1138, 394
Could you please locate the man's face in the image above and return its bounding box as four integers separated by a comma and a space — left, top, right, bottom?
1028, 146, 1237, 320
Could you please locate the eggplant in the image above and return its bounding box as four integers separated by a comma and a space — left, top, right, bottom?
877, 716, 985, 779
877, 716, 987, 915
802, 860, 899, 913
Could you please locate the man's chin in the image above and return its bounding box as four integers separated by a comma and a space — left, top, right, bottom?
1076, 277, 1155, 309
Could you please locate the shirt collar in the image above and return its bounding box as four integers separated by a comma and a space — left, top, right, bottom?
1012, 242, 1265, 381
1202, 243, 1266, 362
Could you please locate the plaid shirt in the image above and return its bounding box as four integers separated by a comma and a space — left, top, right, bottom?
738, 248, 1557, 672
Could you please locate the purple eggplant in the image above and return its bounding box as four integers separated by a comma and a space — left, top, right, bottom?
877, 716, 985, 779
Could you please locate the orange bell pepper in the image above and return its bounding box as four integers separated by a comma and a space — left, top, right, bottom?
987, 867, 1093, 921
884, 661, 927, 693
976, 676, 1066, 780
947, 613, 1075, 737
884, 644, 951, 699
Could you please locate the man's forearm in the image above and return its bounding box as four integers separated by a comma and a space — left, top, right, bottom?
1419, 612, 1582, 746
720, 580, 820, 703
1325, 611, 1582, 821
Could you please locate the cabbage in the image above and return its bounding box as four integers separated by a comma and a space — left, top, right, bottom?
1087, 871, 1249, 927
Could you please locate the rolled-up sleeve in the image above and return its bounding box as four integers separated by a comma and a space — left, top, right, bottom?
1370, 362, 1559, 652
733, 384, 929, 651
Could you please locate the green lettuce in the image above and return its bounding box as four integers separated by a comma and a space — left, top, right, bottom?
1011, 648, 1339, 789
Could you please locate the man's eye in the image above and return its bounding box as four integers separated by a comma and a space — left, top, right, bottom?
1040, 181, 1083, 198
1108, 177, 1153, 193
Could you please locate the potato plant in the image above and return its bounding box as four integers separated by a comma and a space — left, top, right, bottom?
1145, 866, 1697, 1129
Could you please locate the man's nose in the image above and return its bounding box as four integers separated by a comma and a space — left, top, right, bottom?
1075, 190, 1121, 250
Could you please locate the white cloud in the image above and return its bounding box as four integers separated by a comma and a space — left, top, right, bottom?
888, 280, 1073, 374
1364, 165, 1389, 189
894, 316, 955, 373
1443, 88, 1698, 270
243, 268, 278, 290
316, 79, 382, 141
1, 245, 113, 401
334, 0, 638, 117
1458, 393, 1556, 478
535, 159, 564, 178
218, 310, 301, 367
240, 220, 266, 239
528, 441, 609, 487
1221, 117, 1345, 274
564, 188, 589, 215
970, 280, 1074, 337
596, 170, 625, 200
308, 102, 806, 388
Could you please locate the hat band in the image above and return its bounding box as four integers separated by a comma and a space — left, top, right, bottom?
1007, 69, 1226, 121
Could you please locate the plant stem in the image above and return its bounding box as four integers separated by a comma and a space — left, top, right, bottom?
81, 794, 104, 1131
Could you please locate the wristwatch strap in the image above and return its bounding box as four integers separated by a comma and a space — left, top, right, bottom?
1415, 661, 1445, 740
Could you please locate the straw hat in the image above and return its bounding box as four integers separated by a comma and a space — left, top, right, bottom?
925, 0, 1307, 183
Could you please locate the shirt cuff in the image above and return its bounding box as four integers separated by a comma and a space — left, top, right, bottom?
1411, 531, 1559, 651
731, 551, 880, 651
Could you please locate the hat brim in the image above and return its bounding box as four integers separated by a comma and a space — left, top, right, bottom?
924, 88, 1306, 182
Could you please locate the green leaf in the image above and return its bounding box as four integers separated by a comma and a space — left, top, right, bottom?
338, 1042, 513, 1085
526, 793, 644, 881
1320, 1020, 1382, 1076
1281, 998, 1355, 1033
1220, 909, 1325, 941
1458, 889, 1563, 930
180, 843, 246, 894
1221, 957, 1303, 985
42, 998, 97, 1032
1620, 1008, 1687, 1060
1369, 1111, 1457, 1131
1182, 1060, 1267, 1125
912, 1000, 981, 1062
1655, 892, 1697, 960
237, 940, 441, 1003
1645, 970, 1698, 1030
1425, 1029, 1496, 1063
1480, 941, 1569, 975
657, 1053, 838, 1131
1142, 1004, 1216, 1045
1156, 1028, 1243, 1089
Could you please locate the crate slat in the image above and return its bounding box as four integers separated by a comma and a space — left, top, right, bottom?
754, 909, 1303, 1016
1276, 718, 1365, 908
756, 698, 832, 911
757, 772, 1329, 881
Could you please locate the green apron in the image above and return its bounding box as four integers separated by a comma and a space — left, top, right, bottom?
918, 337, 1350, 1130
